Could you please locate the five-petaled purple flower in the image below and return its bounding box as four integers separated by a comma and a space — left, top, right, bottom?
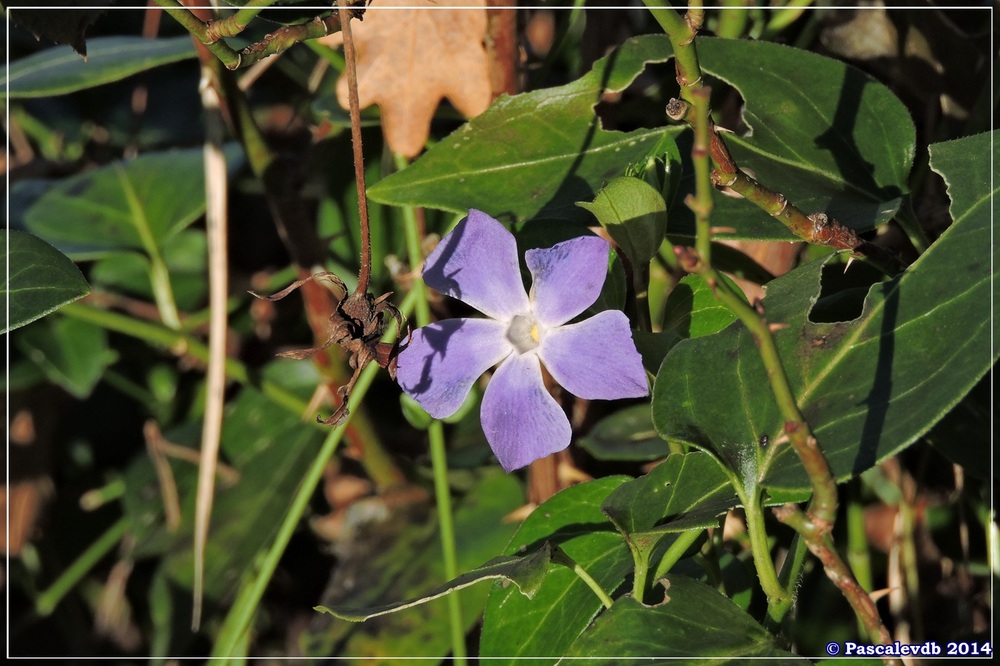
396, 209, 649, 472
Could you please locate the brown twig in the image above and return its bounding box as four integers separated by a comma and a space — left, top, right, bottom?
337, 0, 372, 296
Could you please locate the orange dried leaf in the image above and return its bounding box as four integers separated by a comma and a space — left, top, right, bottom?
331, 0, 492, 158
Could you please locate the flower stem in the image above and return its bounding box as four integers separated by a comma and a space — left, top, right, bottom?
338, 0, 373, 297
398, 153, 466, 665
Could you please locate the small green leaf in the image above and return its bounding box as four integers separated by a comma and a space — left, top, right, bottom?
561, 575, 807, 662
369, 35, 677, 222
578, 404, 669, 462
399, 392, 433, 430
317, 542, 555, 622
3, 230, 90, 333
3, 36, 197, 100
601, 451, 737, 539
661, 274, 742, 339
579, 176, 668, 268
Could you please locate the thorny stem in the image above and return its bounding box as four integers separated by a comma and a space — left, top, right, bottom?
338, 0, 373, 297
651, 1, 894, 649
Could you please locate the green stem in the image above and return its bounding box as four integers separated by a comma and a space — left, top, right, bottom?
154, 0, 243, 69
630, 546, 650, 601
742, 493, 787, 615
551, 547, 614, 610
765, 530, 809, 631
114, 165, 181, 330
61, 301, 320, 422
35, 517, 129, 617
631, 262, 652, 333
397, 152, 465, 664
212, 293, 414, 656
650, 528, 704, 583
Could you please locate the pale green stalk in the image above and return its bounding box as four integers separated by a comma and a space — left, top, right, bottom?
397, 153, 467, 663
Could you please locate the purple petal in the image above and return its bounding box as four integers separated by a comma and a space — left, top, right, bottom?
526, 235, 610, 327
539, 310, 649, 400
481, 353, 572, 472
396, 318, 511, 419
422, 210, 529, 321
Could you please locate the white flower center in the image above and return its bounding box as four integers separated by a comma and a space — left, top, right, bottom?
506, 313, 541, 354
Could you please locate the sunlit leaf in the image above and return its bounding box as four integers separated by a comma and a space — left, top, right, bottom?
370, 35, 677, 222
672, 37, 915, 240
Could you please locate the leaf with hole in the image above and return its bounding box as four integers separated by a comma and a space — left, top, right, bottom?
652, 130, 996, 493
671, 37, 915, 241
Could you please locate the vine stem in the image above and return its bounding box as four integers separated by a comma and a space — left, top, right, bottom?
337, 0, 372, 296
647, 0, 894, 649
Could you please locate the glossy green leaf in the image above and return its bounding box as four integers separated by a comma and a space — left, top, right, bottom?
673, 38, 915, 241
602, 452, 737, 540
480, 477, 632, 664
578, 404, 670, 462
15, 316, 116, 399
579, 176, 669, 267
317, 541, 554, 621
3, 230, 90, 333
3, 36, 197, 100
661, 274, 742, 339
653, 131, 996, 493
304, 470, 522, 660
25, 147, 240, 259
369, 35, 676, 222
561, 575, 805, 662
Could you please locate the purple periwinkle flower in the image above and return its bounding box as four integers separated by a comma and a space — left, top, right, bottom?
396, 210, 649, 472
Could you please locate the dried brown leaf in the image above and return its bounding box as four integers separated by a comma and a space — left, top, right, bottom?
329, 0, 492, 157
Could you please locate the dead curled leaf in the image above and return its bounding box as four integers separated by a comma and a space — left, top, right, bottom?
323, 0, 492, 158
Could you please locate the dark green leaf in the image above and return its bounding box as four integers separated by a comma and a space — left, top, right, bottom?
602, 451, 737, 539
317, 542, 554, 621
3, 230, 90, 333
15, 316, 116, 399
25, 147, 240, 259
653, 131, 996, 493
561, 575, 806, 662
578, 404, 670, 462
8, 8, 105, 57
369, 35, 676, 222
481, 477, 632, 664
303, 470, 523, 659
3, 36, 197, 99
672, 38, 915, 241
